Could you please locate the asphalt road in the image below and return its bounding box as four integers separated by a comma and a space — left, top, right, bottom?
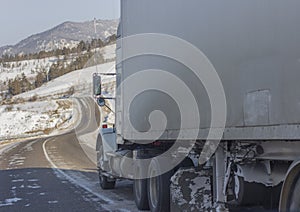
0, 97, 138, 212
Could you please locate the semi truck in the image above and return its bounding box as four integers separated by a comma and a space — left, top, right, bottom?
94, 0, 300, 211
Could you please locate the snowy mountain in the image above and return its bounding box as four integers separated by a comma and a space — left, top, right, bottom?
0, 19, 118, 56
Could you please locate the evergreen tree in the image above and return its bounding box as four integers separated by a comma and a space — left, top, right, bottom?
35, 72, 47, 88
20, 73, 30, 93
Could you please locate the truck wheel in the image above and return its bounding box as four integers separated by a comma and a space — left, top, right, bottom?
134, 161, 149, 210
134, 178, 149, 210
280, 162, 300, 211
133, 151, 150, 210
232, 175, 266, 206
147, 158, 173, 212
283, 179, 300, 211
99, 172, 116, 190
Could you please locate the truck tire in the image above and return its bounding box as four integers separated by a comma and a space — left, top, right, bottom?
232, 175, 266, 206
282, 178, 300, 211
134, 178, 149, 210
134, 159, 150, 210
99, 172, 116, 190
280, 162, 300, 211
147, 158, 173, 212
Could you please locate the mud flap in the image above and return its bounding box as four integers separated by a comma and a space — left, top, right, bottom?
170, 167, 213, 212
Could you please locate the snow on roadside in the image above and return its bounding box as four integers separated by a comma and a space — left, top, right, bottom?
0, 197, 22, 207
0, 100, 73, 141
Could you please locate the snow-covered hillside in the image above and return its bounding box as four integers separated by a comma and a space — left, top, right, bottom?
0, 44, 116, 142
0, 44, 116, 90
14, 61, 115, 100
100, 44, 116, 61
0, 57, 56, 83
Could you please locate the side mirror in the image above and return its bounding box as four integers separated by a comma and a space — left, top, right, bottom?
97, 97, 106, 107
93, 73, 102, 96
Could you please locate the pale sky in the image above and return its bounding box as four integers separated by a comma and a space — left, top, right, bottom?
0, 0, 120, 46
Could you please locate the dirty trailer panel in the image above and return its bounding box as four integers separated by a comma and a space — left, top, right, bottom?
117, 0, 300, 140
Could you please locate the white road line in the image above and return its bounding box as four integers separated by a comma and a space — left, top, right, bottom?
0, 142, 22, 156
42, 98, 132, 212
76, 98, 94, 135
42, 138, 114, 206
81, 98, 89, 111
72, 98, 83, 130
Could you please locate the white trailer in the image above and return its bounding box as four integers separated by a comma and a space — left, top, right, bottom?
95, 1, 300, 211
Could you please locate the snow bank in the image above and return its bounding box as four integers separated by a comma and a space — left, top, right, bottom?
0, 100, 73, 141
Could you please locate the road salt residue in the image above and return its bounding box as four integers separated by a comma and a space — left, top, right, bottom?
0, 198, 22, 207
